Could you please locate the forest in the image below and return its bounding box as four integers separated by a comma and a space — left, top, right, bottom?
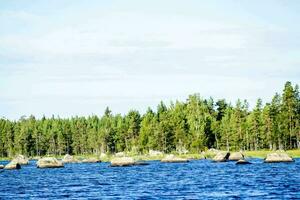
0, 81, 299, 157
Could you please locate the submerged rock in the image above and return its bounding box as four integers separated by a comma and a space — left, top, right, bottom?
212, 152, 230, 162
229, 152, 244, 161
4, 161, 21, 170
12, 154, 29, 165
161, 154, 188, 163
236, 159, 251, 164
62, 154, 79, 163
37, 157, 64, 168
111, 157, 135, 167
264, 152, 294, 163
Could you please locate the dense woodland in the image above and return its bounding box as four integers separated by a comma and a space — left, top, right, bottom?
0, 81, 299, 157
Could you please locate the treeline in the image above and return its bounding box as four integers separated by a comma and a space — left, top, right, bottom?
0, 81, 299, 157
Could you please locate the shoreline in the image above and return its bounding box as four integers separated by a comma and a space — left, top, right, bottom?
1, 150, 300, 162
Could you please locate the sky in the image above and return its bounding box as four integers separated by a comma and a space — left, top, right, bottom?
0, 0, 299, 120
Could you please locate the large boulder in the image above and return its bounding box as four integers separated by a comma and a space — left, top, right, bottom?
0, 165, 4, 169
12, 155, 29, 165
264, 152, 294, 163
81, 157, 101, 163
4, 161, 21, 170
212, 152, 230, 162
37, 157, 64, 168
161, 154, 188, 163
229, 152, 244, 161
149, 150, 163, 156
62, 154, 79, 163
111, 157, 135, 167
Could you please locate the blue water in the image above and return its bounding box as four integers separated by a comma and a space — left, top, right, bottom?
0, 159, 300, 199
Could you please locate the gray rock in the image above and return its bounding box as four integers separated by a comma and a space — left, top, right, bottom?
12, 154, 29, 165
111, 157, 135, 167
212, 152, 230, 162
37, 157, 64, 168
0, 165, 4, 169
264, 152, 294, 163
4, 161, 21, 170
229, 152, 244, 161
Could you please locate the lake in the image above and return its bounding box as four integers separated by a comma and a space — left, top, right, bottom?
1, 159, 299, 199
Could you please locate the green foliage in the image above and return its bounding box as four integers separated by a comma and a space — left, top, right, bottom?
0, 81, 299, 157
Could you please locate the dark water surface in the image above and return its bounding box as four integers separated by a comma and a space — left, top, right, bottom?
1, 159, 300, 199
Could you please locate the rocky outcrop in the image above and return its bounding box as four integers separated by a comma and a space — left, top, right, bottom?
161, 154, 188, 163
212, 152, 230, 162
37, 157, 64, 168
62, 154, 79, 163
81, 158, 101, 163
4, 161, 21, 170
0, 165, 4, 169
12, 155, 29, 165
236, 159, 251, 164
111, 157, 135, 167
264, 152, 294, 163
229, 152, 244, 161
149, 150, 163, 156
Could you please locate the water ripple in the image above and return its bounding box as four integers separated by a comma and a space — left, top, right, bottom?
1, 159, 300, 199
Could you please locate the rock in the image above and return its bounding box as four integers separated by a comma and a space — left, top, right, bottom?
264, 152, 294, 163
62, 154, 79, 163
149, 150, 163, 156
111, 157, 135, 167
12, 154, 29, 165
229, 152, 244, 161
81, 158, 101, 163
115, 152, 125, 157
212, 152, 230, 162
236, 159, 251, 164
161, 154, 188, 163
37, 157, 64, 168
0, 165, 4, 169
4, 161, 21, 170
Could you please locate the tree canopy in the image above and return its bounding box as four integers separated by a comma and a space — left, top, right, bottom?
0, 81, 299, 157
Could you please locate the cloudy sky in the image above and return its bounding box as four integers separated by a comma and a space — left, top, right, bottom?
0, 0, 299, 119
